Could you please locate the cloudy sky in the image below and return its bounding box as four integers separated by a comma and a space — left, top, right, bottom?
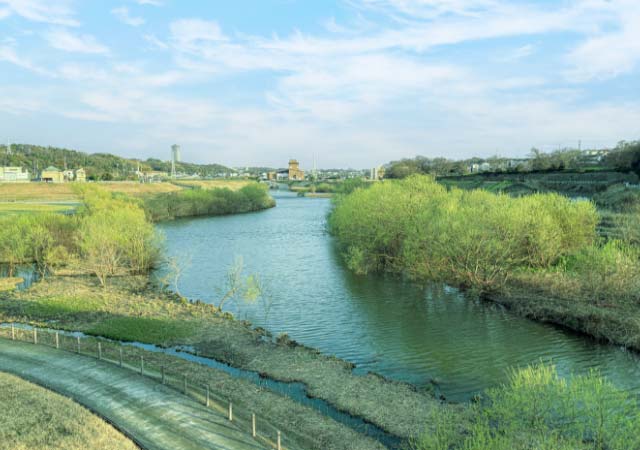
0, 0, 639, 168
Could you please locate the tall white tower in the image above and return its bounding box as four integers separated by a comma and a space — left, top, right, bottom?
171, 144, 181, 179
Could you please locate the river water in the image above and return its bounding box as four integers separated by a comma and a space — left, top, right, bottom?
157, 190, 640, 402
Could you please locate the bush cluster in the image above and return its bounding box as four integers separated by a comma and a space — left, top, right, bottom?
0, 186, 162, 286
329, 175, 598, 292
142, 183, 275, 221
412, 363, 640, 450
0, 213, 77, 277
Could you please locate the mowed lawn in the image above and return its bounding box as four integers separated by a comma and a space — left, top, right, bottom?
0, 202, 77, 216
0, 371, 137, 450
0, 181, 184, 202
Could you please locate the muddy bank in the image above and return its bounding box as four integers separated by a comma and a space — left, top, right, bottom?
193, 324, 458, 439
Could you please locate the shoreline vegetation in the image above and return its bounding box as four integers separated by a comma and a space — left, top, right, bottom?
2, 175, 640, 448
141, 182, 275, 221
0, 182, 274, 283
328, 175, 640, 353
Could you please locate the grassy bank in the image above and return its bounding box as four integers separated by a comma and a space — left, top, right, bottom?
0, 278, 23, 291
438, 170, 639, 197
0, 181, 183, 202
0, 274, 460, 440
0, 371, 137, 450
0, 202, 76, 216
172, 179, 252, 191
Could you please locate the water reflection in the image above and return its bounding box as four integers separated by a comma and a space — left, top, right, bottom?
157, 191, 640, 401
0, 264, 40, 290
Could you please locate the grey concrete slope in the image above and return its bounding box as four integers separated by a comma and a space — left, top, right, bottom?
0, 339, 264, 450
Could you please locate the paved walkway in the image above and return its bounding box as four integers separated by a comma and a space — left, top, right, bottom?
0, 339, 264, 450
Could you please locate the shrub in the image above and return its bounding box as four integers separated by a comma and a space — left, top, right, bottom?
142, 183, 274, 221
77, 191, 162, 286
565, 240, 640, 305
411, 364, 640, 450
329, 175, 598, 292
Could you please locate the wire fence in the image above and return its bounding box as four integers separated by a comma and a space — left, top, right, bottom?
0, 324, 296, 450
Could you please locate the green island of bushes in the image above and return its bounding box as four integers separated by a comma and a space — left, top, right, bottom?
329, 175, 640, 347
0, 182, 274, 286
329, 175, 640, 447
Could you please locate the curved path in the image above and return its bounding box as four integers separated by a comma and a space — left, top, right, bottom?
0, 339, 264, 450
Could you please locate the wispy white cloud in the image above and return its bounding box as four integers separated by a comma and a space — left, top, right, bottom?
565, 0, 640, 81
170, 19, 228, 47
0, 0, 78, 26
1, 0, 640, 166
111, 6, 145, 27
0, 44, 51, 76
498, 43, 536, 62
44, 29, 109, 54
355, 0, 500, 19
135, 0, 162, 6
143, 34, 168, 50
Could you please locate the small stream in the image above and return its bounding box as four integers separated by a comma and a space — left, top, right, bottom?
0, 322, 402, 449
0, 264, 41, 290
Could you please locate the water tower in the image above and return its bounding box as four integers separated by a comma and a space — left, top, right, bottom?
171, 144, 181, 163
171, 144, 181, 178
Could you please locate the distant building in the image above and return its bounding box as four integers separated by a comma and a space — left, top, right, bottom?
62, 169, 75, 182
469, 162, 493, 173
0, 166, 30, 183
41, 166, 64, 183
370, 166, 385, 180
75, 168, 87, 182
581, 149, 610, 165
288, 159, 304, 181
141, 171, 168, 182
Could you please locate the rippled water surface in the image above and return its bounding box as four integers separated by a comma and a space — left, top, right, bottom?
157, 190, 640, 401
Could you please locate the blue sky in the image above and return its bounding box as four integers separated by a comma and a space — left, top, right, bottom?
0, 0, 639, 168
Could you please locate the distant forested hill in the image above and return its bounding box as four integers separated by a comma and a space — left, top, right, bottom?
0, 144, 231, 180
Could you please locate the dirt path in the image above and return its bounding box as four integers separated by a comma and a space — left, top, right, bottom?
0, 339, 265, 450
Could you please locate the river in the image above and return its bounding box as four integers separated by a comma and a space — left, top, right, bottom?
157, 190, 640, 402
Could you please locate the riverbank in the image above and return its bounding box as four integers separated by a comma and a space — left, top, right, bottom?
0, 278, 23, 291
141, 182, 275, 222
0, 274, 467, 444
0, 370, 137, 450
487, 283, 640, 351
329, 175, 640, 355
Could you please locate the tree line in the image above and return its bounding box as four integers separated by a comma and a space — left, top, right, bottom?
1, 144, 230, 180
384, 140, 640, 179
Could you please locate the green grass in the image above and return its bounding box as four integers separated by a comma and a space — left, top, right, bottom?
19, 295, 106, 318
86, 316, 199, 343
0, 278, 23, 292
0, 371, 137, 450
0, 202, 76, 216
